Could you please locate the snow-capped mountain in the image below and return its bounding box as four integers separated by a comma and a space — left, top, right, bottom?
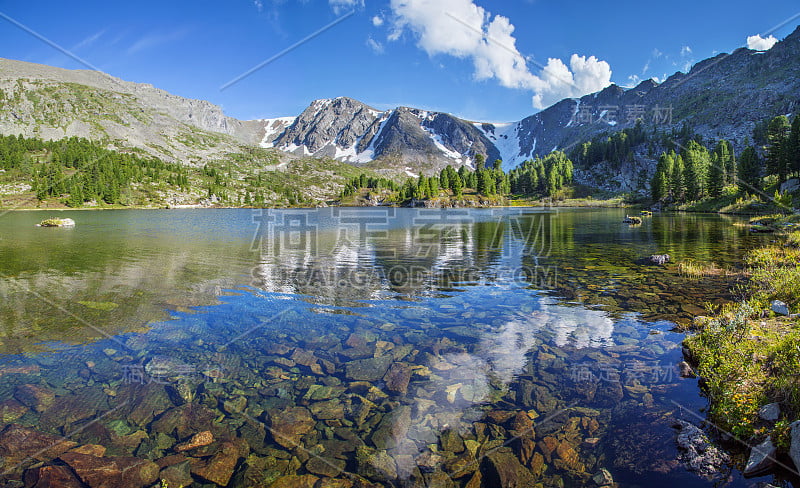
257, 25, 800, 175
261, 97, 501, 170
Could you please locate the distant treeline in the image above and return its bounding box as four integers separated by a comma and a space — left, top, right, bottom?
0, 134, 187, 206
650, 114, 800, 203
342, 152, 574, 201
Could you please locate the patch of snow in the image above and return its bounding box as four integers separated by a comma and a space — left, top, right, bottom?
404, 167, 419, 178
284, 143, 312, 157
259, 116, 296, 148
476, 122, 529, 170
421, 124, 463, 162
565, 99, 580, 128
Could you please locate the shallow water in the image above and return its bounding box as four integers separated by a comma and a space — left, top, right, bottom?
0, 208, 775, 487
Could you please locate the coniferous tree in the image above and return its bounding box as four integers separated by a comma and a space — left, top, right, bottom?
708, 153, 725, 197
737, 146, 761, 194
766, 115, 791, 182
787, 115, 800, 177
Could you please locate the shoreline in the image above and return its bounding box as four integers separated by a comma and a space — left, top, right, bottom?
682, 213, 800, 478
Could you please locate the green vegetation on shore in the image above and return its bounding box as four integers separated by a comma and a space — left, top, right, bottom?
0, 133, 378, 208
340, 152, 574, 205
684, 215, 800, 443
651, 114, 800, 213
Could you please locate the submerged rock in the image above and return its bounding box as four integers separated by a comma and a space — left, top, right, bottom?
482, 448, 537, 487
37, 218, 75, 227
175, 430, 214, 452
59, 452, 159, 488
191, 440, 246, 486
268, 406, 315, 449
356, 445, 397, 481
649, 254, 670, 265
23, 465, 84, 488
0, 424, 77, 472
674, 420, 729, 478
13, 384, 55, 413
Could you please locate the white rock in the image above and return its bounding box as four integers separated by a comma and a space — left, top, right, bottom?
789, 421, 800, 474
772, 300, 790, 316
758, 403, 780, 422
743, 437, 776, 476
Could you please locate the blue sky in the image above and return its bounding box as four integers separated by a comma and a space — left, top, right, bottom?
1, 0, 798, 122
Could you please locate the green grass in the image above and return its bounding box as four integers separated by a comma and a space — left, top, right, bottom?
685, 226, 800, 442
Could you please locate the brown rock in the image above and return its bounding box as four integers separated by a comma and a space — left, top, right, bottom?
175, 430, 214, 452
464, 470, 482, 488
270, 474, 320, 488
14, 384, 55, 412
538, 436, 558, 462
530, 452, 545, 478
69, 444, 107, 457
0, 399, 29, 423
159, 461, 193, 488
306, 456, 346, 477
486, 410, 516, 424
509, 411, 534, 437
23, 465, 84, 488
482, 448, 536, 488
383, 363, 412, 394
518, 437, 536, 466
0, 424, 77, 472
60, 452, 159, 488
112, 383, 173, 426
317, 478, 354, 488
310, 400, 345, 420
555, 440, 583, 472
191, 441, 245, 486
268, 406, 315, 449
150, 403, 217, 439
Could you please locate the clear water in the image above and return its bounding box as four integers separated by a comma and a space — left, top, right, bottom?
0, 208, 774, 487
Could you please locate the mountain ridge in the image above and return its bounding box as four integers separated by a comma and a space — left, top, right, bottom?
1, 24, 799, 192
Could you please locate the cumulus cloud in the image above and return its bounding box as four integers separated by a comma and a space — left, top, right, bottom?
388, 0, 612, 109
747, 34, 778, 51
329, 0, 363, 15
372, 15, 384, 27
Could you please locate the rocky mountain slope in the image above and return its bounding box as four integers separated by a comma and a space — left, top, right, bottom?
0, 58, 265, 164
1, 25, 799, 192
262, 97, 500, 172
260, 25, 800, 182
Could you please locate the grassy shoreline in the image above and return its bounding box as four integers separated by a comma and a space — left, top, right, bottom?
683, 213, 800, 454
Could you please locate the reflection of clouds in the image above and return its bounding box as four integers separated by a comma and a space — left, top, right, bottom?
390, 301, 616, 477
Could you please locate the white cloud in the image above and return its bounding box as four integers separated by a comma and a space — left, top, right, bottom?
329, 0, 363, 15
389, 0, 612, 110
254, 0, 263, 12
366, 37, 384, 54
747, 34, 778, 51
372, 15, 384, 27
680, 45, 692, 56
652, 48, 663, 58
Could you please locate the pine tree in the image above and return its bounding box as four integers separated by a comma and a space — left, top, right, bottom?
671, 154, 685, 201
737, 146, 761, 194
475, 154, 486, 171
708, 153, 725, 197
766, 115, 790, 182
788, 115, 800, 177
